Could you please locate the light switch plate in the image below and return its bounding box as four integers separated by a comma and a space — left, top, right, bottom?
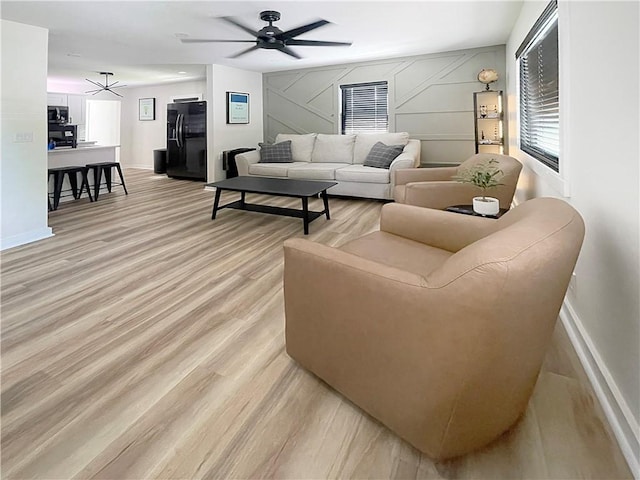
14, 132, 34, 143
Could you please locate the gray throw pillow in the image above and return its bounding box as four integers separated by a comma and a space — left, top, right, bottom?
258, 140, 293, 163
363, 142, 405, 169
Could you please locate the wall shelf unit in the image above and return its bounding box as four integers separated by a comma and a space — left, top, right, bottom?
473, 90, 504, 155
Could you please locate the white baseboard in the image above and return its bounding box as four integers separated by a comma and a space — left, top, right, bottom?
1, 227, 54, 251
560, 300, 640, 478
124, 164, 154, 170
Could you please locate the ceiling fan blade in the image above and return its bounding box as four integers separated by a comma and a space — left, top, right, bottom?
220, 16, 260, 37
278, 19, 329, 40
103, 88, 123, 97
278, 46, 302, 59
286, 39, 352, 47
85, 88, 102, 94
108, 84, 127, 89
181, 38, 256, 43
229, 45, 260, 59
85, 79, 105, 88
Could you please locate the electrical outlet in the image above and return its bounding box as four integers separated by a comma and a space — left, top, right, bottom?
569, 272, 577, 292
14, 132, 34, 143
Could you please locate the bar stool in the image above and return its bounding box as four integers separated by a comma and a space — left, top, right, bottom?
85, 162, 128, 200
48, 166, 93, 211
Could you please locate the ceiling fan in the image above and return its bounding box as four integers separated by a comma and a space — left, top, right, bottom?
181, 10, 352, 59
85, 72, 126, 97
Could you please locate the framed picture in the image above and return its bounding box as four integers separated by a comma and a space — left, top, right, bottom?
227, 92, 249, 124
139, 98, 156, 121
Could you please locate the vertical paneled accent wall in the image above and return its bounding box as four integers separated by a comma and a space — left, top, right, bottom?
263, 45, 506, 165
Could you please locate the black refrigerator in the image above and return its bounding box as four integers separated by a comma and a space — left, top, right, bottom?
167, 101, 207, 180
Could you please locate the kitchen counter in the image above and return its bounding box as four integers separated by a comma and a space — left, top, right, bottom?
48, 145, 119, 168
48, 144, 120, 154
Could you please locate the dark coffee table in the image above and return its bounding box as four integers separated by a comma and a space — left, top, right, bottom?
206, 176, 337, 234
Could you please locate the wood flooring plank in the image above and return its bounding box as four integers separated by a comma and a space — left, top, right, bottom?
532, 372, 632, 479
0, 169, 632, 479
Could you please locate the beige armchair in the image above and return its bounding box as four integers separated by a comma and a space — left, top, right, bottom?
394, 153, 523, 210
283, 198, 584, 459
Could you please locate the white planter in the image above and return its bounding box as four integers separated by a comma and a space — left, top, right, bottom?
473, 196, 500, 216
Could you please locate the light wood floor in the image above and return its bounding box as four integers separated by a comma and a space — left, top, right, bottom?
1, 169, 632, 479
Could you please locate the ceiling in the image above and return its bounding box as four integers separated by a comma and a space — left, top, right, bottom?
1, 1, 523, 90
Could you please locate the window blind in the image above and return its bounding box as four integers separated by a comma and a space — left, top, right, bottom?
341, 82, 388, 134
517, 1, 559, 172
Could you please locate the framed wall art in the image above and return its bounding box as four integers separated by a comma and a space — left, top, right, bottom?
226, 92, 249, 124
139, 98, 156, 121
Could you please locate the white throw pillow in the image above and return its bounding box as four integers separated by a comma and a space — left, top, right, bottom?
353, 132, 410, 164
311, 134, 356, 164
275, 133, 317, 162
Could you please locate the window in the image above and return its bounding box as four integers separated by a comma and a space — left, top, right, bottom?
517, 1, 559, 172
340, 81, 388, 134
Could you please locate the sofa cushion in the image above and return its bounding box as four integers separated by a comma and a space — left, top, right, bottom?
275, 133, 316, 162
335, 165, 390, 184
363, 142, 405, 169
249, 162, 306, 177
354, 132, 410, 164
311, 134, 356, 164
287, 163, 348, 180
340, 230, 452, 277
258, 140, 293, 163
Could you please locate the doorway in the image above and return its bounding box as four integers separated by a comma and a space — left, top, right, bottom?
86, 100, 121, 161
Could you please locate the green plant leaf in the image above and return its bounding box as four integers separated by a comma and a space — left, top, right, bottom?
453, 158, 505, 193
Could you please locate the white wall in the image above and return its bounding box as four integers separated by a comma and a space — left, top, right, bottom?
119, 79, 205, 169
506, 1, 639, 474
47, 80, 90, 95
206, 64, 263, 182
0, 20, 52, 249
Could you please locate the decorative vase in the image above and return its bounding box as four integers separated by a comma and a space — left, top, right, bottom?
473, 196, 500, 216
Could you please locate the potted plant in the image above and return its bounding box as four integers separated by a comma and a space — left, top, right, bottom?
453, 159, 503, 215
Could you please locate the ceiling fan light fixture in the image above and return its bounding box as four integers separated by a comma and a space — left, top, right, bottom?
85, 72, 126, 97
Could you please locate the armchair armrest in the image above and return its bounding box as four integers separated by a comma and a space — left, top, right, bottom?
394, 167, 458, 186
404, 181, 481, 210
380, 203, 495, 252
235, 150, 260, 176
388, 154, 418, 188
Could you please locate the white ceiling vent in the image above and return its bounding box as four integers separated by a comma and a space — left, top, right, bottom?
172, 93, 203, 103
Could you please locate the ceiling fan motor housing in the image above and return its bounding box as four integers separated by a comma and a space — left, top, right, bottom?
257, 10, 283, 45
259, 11, 281, 23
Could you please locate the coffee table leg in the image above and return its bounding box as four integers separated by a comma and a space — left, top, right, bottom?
240, 191, 246, 208
211, 188, 222, 220
302, 196, 309, 235
321, 190, 330, 219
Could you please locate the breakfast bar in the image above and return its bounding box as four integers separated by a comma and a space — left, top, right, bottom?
48, 145, 121, 207
48, 145, 119, 168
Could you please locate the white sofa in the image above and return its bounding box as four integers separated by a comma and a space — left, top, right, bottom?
235, 133, 421, 200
